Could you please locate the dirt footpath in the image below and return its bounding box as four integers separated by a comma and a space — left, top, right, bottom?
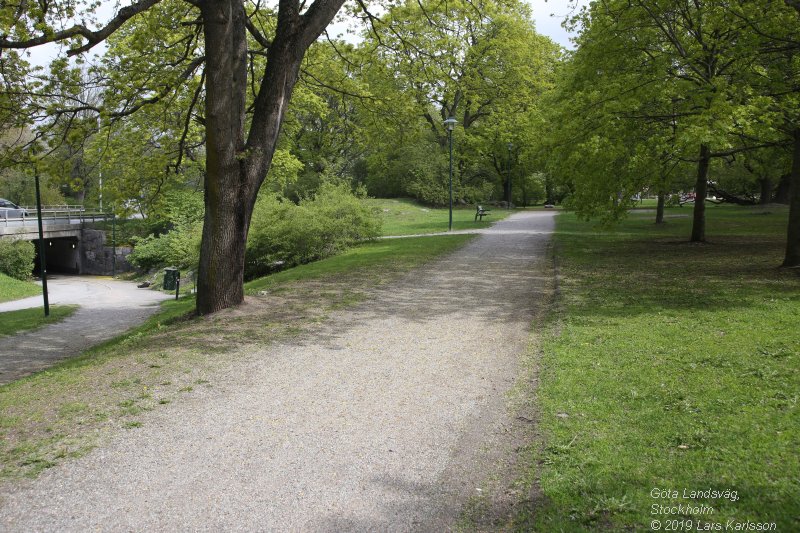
0, 276, 170, 384
0, 211, 555, 531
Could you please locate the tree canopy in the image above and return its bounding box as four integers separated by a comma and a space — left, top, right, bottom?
1, 0, 797, 316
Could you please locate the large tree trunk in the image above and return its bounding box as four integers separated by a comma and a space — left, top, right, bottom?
782, 129, 800, 267
656, 190, 665, 224
691, 144, 711, 242
774, 173, 791, 204
759, 177, 773, 205
196, 0, 344, 315
196, 1, 250, 315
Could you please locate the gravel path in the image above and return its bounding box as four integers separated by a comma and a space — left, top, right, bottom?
0, 276, 170, 384
0, 211, 555, 531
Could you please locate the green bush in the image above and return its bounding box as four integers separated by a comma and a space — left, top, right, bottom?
127, 190, 205, 271
127, 223, 202, 271
129, 184, 380, 278
245, 184, 381, 279
0, 239, 35, 280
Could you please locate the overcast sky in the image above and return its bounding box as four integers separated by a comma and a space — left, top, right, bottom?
526, 0, 587, 49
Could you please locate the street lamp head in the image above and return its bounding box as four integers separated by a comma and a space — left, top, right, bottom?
444, 117, 458, 131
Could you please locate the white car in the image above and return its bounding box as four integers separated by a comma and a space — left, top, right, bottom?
0, 199, 29, 218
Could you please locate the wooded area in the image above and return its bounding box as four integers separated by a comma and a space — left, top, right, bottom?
1, 0, 797, 313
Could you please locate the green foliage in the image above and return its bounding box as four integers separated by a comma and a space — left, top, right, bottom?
160, 189, 204, 228
513, 172, 547, 206
245, 184, 381, 278
127, 190, 204, 271
127, 223, 201, 271
0, 239, 34, 280
542, 0, 796, 231
127, 186, 380, 275
391, 142, 448, 205
356, 0, 560, 205
0, 171, 66, 207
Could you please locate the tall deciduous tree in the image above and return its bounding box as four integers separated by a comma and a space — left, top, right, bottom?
547, 0, 790, 243
356, 0, 559, 204
0, 0, 347, 313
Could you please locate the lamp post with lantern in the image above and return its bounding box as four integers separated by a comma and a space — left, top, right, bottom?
32, 154, 50, 317
507, 141, 514, 209
444, 117, 458, 231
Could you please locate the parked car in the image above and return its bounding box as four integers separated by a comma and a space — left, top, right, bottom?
0, 198, 29, 218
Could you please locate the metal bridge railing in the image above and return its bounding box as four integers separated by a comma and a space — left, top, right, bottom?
1, 206, 111, 228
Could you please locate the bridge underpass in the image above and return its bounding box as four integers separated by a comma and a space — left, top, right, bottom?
32, 237, 81, 275
1, 208, 131, 276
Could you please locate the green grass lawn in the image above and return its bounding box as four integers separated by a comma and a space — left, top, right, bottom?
0, 305, 78, 337
518, 204, 799, 531
0, 234, 474, 481
365, 197, 510, 235
0, 273, 41, 303
246, 234, 473, 293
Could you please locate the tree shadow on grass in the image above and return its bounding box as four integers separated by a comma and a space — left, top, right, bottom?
554, 233, 800, 320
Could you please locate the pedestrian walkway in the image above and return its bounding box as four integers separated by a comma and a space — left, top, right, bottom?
0, 211, 555, 531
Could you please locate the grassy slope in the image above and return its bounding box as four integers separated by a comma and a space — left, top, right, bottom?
0, 273, 41, 303
518, 205, 799, 531
246, 235, 473, 292
0, 306, 78, 337
0, 234, 474, 481
365, 197, 510, 235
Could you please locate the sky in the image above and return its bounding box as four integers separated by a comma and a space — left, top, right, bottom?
25, 0, 588, 67
526, 0, 588, 49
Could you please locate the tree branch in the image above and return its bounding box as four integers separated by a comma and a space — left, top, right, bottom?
0, 0, 164, 56
111, 56, 205, 118
245, 18, 272, 49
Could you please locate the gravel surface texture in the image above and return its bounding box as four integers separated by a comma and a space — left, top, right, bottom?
0, 211, 555, 531
0, 276, 170, 384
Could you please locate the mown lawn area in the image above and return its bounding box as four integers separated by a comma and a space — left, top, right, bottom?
0, 306, 78, 337
0, 234, 474, 481
518, 205, 799, 531
365, 197, 510, 235
0, 273, 41, 303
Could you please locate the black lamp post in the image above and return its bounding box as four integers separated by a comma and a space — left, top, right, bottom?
444, 117, 458, 231
507, 141, 514, 209
33, 160, 50, 317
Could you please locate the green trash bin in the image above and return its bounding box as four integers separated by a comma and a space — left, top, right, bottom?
163, 267, 180, 291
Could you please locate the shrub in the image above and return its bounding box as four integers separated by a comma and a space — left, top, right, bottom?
129, 184, 381, 278
127, 190, 204, 271
245, 184, 381, 279
127, 222, 202, 271
0, 239, 35, 280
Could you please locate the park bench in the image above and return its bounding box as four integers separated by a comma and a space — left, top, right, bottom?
475, 205, 490, 221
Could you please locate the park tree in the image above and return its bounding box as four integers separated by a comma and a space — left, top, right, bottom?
729, 0, 800, 266
541, 7, 694, 224
548, 0, 794, 244
355, 0, 559, 205
0, 0, 349, 313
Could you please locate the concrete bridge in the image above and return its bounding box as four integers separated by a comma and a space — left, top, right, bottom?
0, 207, 132, 275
